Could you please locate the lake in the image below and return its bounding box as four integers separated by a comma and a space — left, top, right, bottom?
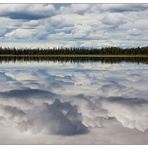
0, 59, 148, 144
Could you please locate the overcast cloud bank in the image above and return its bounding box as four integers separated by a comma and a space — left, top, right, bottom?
0, 4, 148, 48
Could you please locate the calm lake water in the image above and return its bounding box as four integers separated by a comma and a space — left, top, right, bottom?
0, 60, 148, 144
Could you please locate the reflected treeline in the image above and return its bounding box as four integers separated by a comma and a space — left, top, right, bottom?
0, 56, 148, 64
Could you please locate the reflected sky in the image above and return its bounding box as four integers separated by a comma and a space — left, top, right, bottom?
0, 61, 148, 144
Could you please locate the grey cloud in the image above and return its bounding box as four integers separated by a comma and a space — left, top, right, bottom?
101, 97, 148, 132
0, 104, 26, 119
1, 12, 49, 20
0, 27, 13, 37
101, 4, 148, 13
101, 15, 127, 29
0, 4, 56, 20
0, 88, 58, 100
0, 98, 88, 136
19, 100, 88, 135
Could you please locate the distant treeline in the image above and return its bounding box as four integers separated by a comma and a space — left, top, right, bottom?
0, 46, 148, 55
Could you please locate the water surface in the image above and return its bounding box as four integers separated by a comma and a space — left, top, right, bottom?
0, 60, 148, 144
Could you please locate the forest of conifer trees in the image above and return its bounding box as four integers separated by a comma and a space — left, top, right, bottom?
0, 46, 148, 55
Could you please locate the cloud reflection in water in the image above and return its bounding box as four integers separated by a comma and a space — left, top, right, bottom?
0, 62, 148, 144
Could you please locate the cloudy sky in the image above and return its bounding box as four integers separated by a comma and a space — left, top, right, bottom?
0, 4, 148, 48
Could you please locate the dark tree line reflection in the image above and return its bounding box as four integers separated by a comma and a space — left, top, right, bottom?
0, 56, 148, 64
